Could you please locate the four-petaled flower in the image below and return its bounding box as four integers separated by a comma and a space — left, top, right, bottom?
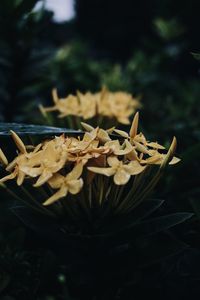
88, 156, 146, 185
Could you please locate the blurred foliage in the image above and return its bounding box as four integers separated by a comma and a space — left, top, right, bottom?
0, 0, 200, 299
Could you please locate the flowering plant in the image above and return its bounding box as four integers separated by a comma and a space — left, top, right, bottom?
0, 113, 180, 232
0, 115, 193, 298
39, 87, 141, 129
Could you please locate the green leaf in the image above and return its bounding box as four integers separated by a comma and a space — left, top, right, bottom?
191, 52, 200, 61
0, 123, 83, 136
14, 0, 23, 7
134, 213, 193, 237
98, 199, 164, 234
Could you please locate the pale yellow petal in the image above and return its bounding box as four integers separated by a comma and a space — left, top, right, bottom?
169, 156, 181, 165
34, 170, 53, 187
124, 161, 146, 175
87, 166, 116, 177
52, 88, 59, 104
10, 131, 26, 154
107, 156, 120, 167
17, 171, 25, 186
98, 129, 111, 143
141, 155, 163, 165
134, 141, 149, 154
6, 158, 17, 172
20, 166, 42, 177
68, 178, 83, 194
114, 168, 131, 185
0, 169, 17, 183
134, 133, 147, 145
146, 142, 165, 150
81, 122, 94, 132
48, 173, 64, 189
105, 140, 120, 153
66, 162, 83, 181
43, 186, 68, 206
106, 127, 115, 134
160, 136, 177, 170
129, 112, 139, 138
114, 140, 133, 155
0, 148, 8, 165
113, 129, 129, 138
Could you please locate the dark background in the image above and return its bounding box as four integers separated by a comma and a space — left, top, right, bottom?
0, 0, 200, 299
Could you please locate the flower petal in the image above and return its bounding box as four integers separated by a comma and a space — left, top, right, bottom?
20, 165, 42, 177
129, 112, 139, 138
17, 170, 25, 186
10, 131, 26, 154
146, 142, 165, 150
107, 156, 120, 167
43, 186, 68, 206
124, 160, 146, 175
134, 141, 149, 154
87, 166, 116, 177
113, 129, 129, 138
169, 156, 181, 165
0, 169, 17, 183
48, 173, 64, 189
52, 88, 59, 104
34, 170, 53, 187
68, 178, 83, 194
81, 122, 94, 132
66, 162, 84, 181
98, 129, 111, 143
114, 168, 131, 185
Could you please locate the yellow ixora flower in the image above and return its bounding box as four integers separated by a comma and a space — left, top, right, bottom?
115, 112, 180, 165
88, 156, 146, 185
40, 87, 141, 128
0, 111, 180, 213
0, 131, 42, 186
43, 162, 84, 206
98, 89, 140, 125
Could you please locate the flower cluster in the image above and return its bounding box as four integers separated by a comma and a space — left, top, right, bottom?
40, 87, 140, 128
0, 113, 180, 214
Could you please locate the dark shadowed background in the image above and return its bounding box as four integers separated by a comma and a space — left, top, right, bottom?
0, 1, 200, 299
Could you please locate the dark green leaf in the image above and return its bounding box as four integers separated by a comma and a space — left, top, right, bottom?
98, 199, 164, 234
0, 123, 83, 136
191, 52, 200, 61
134, 213, 193, 237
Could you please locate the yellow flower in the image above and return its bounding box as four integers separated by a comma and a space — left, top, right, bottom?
40, 87, 140, 126
43, 89, 81, 118
77, 91, 98, 120
105, 139, 133, 155
21, 137, 68, 187
88, 156, 146, 185
115, 112, 180, 166
97, 88, 140, 124
0, 131, 33, 185
0, 111, 180, 212
81, 122, 111, 144
43, 163, 84, 206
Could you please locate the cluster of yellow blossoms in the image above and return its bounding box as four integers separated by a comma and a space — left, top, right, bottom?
0, 113, 180, 213
40, 87, 140, 126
